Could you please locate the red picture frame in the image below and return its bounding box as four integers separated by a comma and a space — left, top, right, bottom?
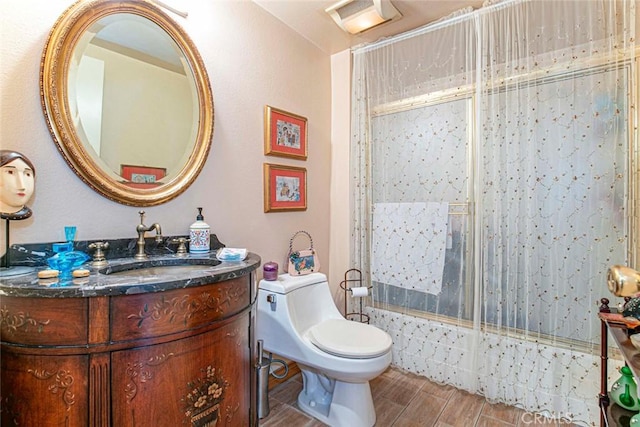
264, 105, 308, 160
121, 164, 166, 189
263, 163, 307, 212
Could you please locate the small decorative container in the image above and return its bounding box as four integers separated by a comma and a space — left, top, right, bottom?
610, 365, 640, 412
624, 297, 640, 321
189, 207, 210, 253
47, 251, 90, 280
263, 262, 278, 281
52, 242, 73, 253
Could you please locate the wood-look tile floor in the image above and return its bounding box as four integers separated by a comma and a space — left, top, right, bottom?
259, 367, 580, 427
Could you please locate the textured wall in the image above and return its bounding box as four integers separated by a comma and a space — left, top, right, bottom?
0, 0, 333, 282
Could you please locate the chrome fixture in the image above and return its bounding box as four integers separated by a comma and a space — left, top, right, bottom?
88, 241, 109, 268
170, 237, 189, 257
135, 211, 163, 260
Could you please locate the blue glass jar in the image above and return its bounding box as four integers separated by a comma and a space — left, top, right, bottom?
47, 251, 89, 280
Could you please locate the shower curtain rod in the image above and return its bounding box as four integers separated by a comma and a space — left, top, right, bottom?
352, 0, 523, 54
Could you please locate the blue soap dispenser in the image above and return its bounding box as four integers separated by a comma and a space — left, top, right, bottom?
189, 207, 210, 253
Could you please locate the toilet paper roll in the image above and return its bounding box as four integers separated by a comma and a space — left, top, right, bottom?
351, 286, 369, 297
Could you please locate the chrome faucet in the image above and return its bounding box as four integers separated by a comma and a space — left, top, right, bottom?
135, 210, 163, 260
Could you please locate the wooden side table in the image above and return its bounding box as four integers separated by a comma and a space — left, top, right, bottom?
598, 298, 640, 427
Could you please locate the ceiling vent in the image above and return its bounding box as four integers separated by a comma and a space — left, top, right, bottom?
325, 0, 402, 35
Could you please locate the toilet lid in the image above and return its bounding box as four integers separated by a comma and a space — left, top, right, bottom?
307, 319, 392, 359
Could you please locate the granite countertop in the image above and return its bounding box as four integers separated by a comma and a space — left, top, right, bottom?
0, 252, 261, 298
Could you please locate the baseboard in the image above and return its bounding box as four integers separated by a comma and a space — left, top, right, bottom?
267, 358, 300, 390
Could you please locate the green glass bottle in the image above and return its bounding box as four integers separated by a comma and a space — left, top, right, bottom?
611, 366, 640, 412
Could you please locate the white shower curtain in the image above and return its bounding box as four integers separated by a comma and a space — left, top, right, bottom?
350, 0, 637, 424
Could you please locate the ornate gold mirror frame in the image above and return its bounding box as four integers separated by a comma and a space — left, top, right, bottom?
41, 0, 213, 206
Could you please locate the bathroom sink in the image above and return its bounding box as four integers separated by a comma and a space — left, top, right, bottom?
99, 258, 221, 277
105, 264, 210, 277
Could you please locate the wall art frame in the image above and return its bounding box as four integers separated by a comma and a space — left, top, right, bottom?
264, 105, 308, 160
263, 163, 307, 212
120, 164, 166, 188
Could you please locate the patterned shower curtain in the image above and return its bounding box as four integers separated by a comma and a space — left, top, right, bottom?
350, 0, 637, 423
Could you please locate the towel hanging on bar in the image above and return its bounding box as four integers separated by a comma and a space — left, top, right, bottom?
371, 202, 448, 295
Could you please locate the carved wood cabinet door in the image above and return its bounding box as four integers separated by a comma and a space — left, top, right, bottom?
1, 352, 89, 426
111, 315, 250, 427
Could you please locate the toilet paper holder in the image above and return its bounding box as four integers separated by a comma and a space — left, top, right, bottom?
340, 268, 372, 324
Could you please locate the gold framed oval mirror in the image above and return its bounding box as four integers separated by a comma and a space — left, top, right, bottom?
41, 0, 213, 206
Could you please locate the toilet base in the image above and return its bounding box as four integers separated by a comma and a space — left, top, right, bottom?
297, 368, 376, 427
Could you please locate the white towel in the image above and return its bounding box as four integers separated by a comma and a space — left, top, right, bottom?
371, 202, 449, 295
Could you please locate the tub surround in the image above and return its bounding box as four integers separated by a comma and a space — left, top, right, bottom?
0, 238, 261, 426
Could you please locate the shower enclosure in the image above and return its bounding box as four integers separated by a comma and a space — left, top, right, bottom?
350, 0, 637, 423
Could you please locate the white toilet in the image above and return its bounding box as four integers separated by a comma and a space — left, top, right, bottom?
256, 272, 392, 427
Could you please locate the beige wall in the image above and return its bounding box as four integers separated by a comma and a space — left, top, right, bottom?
91, 44, 194, 174
0, 1, 335, 287
329, 50, 352, 309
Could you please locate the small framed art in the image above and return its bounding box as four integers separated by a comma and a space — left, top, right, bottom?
121, 164, 166, 188
264, 105, 308, 160
264, 163, 307, 212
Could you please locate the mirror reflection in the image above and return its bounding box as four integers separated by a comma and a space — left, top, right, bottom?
41, 0, 213, 206
71, 13, 197, 185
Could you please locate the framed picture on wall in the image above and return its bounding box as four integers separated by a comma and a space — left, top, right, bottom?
263, 163, 307, 212
121, 164, 166, 188
264, 105, 308, 160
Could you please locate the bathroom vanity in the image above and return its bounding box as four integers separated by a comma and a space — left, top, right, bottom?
2, 0, 261, 423
0, 251, 261, 427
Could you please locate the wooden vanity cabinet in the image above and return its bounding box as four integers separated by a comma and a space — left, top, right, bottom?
1, 273, 258, 427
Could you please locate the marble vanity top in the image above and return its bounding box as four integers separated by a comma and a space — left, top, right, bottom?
0, 252, 261, 298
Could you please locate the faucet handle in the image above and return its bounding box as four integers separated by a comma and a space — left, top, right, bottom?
170, 238, 189, 257
138, 210, 145, 224
88, 241, 109, 268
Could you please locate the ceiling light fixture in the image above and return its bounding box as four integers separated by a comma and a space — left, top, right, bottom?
325, 0, 402, 35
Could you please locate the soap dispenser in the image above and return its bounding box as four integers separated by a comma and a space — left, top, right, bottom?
189, 207, 210, 253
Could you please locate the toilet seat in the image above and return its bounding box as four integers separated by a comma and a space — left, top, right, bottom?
307, 319, 392, 359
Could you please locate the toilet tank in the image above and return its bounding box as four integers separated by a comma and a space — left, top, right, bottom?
258, 273, 343, 335
258, 272, 328, 294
